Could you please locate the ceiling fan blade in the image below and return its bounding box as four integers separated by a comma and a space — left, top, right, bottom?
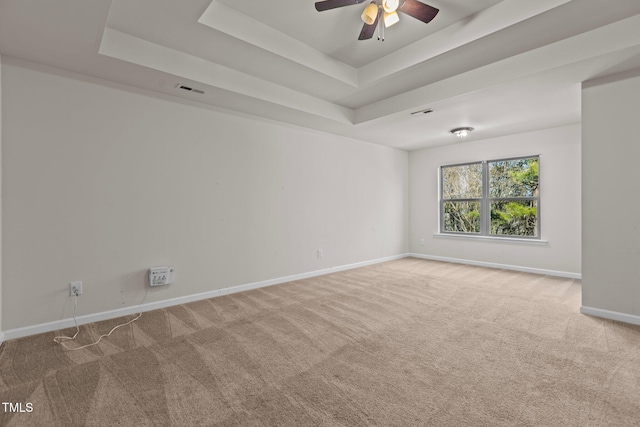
315, 0, 366, 12
398, 0, 439, 23
358, 8, 380, 40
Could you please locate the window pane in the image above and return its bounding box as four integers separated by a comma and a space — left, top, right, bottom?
443, 201, 481, 233
490, 200, 538, 237
442, 163, 482, 199
489, 158, 539, 198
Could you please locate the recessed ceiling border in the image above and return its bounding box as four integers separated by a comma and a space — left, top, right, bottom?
198, 0, 358, 87
198, 0, 572, 89
98, 28, 355, 124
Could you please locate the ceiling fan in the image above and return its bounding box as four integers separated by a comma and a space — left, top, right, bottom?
314, 0, 439, 41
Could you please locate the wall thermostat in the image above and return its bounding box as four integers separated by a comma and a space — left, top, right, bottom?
149, 266, 174, 286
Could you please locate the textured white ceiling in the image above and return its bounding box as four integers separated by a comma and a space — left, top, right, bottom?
1, 0, 640, 150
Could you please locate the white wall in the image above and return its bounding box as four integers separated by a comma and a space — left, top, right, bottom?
582, 71, 640, 320
0, 54, 3, 339
1, 60, 408, 331
409, 125, 581, 276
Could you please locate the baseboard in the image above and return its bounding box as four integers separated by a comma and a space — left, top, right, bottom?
1, 252, 582, 342
580, 306, 640, 326
0, 253, 408, 342
408, 253, 582, 279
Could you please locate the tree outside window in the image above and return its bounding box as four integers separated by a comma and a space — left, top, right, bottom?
440, 156, 539, 238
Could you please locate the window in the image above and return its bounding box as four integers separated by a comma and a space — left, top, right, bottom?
440, 156, 539, 238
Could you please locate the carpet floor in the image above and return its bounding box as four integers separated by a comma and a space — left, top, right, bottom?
1, 258, 639, 426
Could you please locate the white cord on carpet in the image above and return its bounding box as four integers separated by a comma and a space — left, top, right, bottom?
53, 288, 151, 351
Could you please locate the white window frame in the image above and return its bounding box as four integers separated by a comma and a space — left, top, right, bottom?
439, 155, 540, 239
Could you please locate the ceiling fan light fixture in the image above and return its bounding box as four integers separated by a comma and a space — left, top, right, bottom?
450, 127, 474, 138
384, 11, 399, 27
382, 0, 399, 13
361, 2, 379, 25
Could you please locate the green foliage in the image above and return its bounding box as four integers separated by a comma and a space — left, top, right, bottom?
441, 157, 539, 237
491, 201, 537, 236
489, 157, 539, 236
443, 201, 480, 233
509, 159, 539, 194
489, 158, 539, 198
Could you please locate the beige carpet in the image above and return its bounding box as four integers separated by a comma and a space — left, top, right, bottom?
1, 258, 639, 426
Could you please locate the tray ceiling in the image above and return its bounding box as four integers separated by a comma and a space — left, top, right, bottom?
2, 0, 640, 150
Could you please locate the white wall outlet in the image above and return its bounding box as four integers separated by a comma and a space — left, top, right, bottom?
69, 281, 83, 296
317, 249, 323, 258
149, 266, 174, 286
420, 238, 425, 246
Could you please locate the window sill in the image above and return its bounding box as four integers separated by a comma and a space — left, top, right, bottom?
433, 233, 548, 245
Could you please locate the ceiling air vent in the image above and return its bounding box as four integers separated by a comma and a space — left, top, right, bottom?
411, 108, 434, 116
176, 84, 205, 94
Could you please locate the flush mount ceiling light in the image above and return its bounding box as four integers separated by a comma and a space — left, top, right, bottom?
315, 0, 439, 41
451, 127, 474, 138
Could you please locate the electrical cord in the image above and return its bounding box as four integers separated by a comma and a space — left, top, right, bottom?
53, 288, 151, 351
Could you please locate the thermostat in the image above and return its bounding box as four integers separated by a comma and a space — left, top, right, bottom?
149, 266, 174, 286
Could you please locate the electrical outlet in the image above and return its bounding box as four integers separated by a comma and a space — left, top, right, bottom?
69, 281, 83, 296
420, 238, 425, 246
317, 249, 323, 258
